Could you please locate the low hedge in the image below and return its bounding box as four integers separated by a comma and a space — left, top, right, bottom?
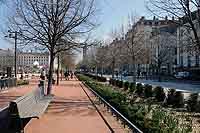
187, 93, 199, 112
83, 73, 107, 82
135, 83, 143, 96
144, 84, 153, 98
167, 89, 184, 108
129, 83, 136, 93
77, 74, 192, 132
123, 81, 129, 91
116, 80, 123, 88
17, 80, 29, 86
154, 86, 165, 102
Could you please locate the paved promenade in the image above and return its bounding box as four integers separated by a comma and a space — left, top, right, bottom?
25, 79, 126, 133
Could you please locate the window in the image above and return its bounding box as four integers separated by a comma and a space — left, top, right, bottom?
187, 56, 191, 67
196, 55, 199, 67
174, 59, 177, 65
174, 48, 177, 55
180, 56, 183, 67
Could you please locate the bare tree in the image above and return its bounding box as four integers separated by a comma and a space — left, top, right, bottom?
61, 51, 75, 70
106, 38, 123, 78
95, 44, 108, 77
146, 0, 200, 51
125, 25, 147, 83
150, 28, 177, 81
9, 0, 98, 94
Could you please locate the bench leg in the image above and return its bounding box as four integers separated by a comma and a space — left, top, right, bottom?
9, 117, 24, 133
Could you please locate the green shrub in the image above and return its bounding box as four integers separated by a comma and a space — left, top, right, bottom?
96, 76, 106, 82
109, 78, 116, 85
144, 84, 153, 98
109, 78, 113, 85
187, 93, 199, 112
147, 107, 192, 132
78, 74, 192, 133
167, 89, 176, 105
154, 86, 165, 102
124, 81, 129, 91
135, 83, 143, 96
17, 80, 29, 86
116, 80, 123, 88
112, 79, 117, 86
173, 91, 184, 108
129, 83, 135, 93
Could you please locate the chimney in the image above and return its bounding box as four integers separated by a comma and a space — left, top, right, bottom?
153, 16, 156, 20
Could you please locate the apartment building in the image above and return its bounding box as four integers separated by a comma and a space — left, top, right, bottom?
17, 52, 49, 70
149, 24, 177, 75
0, 49, 14, 73
124, 16, 178, 75
176, 12, 200, 78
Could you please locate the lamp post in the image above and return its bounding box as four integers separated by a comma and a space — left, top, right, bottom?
5, 30, 22, 78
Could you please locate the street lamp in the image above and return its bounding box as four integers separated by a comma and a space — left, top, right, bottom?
5, 30, 22, 78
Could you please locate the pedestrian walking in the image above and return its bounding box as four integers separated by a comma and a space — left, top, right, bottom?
70, 71, 73, 79
64, 71, 69, 80
40, 69, 45, 80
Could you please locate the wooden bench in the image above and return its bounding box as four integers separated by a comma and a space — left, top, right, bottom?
8, 82, 53, 132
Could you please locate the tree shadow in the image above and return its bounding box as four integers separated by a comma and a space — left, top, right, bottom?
46, 96, 98, 117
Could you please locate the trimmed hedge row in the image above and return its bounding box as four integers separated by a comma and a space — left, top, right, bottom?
109, 78, 199, 113
77, 74, 192, 132
109, 79, 166, 102
17, 80, 29, 86
83, 73, 107, 82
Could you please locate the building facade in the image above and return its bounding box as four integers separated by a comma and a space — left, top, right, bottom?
0, 49, 14, 73
18, 52, 49, 67
123, 16, 178, 76
17, 52, 49, 72
176, 12, 200, 79
149, 25, 177, 75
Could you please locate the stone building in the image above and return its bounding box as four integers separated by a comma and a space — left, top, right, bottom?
149, 24, 177, 76
17, 52, 49, 72
124, 16, 178, 76
176, 11, 200, 79
0, 49, 14, 73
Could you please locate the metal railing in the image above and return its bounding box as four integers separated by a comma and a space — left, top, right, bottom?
0, 78, 17, 90
82, 82, 143, 133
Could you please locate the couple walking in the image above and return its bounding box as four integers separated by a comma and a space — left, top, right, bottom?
64, 71, 74, 80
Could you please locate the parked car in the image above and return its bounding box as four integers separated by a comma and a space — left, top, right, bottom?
174, 71, 190, 79
122, 71, 133, 76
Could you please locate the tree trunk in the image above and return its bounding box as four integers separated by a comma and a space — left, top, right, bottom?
47, 53, 55, 95
101, 65, 103, 77
158, 63, 161, 82
132, 56, 136, 83
57, 55, 60, 85
111, 59, 115, 79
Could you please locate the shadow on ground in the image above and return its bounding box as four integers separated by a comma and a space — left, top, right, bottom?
47, 96, 98, 117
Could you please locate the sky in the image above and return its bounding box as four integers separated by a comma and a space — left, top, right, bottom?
95, 0, 147, 40
0, 0, 148, 59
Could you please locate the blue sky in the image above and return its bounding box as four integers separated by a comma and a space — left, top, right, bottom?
95, 0, 147, 40
0, 0, 147, 49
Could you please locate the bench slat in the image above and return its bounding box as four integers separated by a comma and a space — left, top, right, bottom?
9, 87, 53, 119
19, 96, 53, 118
